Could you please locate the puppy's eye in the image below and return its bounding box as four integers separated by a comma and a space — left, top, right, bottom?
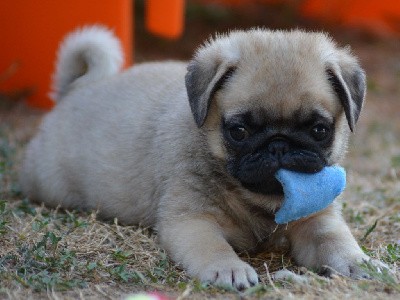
311, 124, 330, 141
229, 126, 249, 142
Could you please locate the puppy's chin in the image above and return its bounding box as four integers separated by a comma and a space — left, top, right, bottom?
227, 150, 326, 196
241, 178, 284, 195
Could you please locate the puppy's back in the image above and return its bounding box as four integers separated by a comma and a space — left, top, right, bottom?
20, 59, 188, 213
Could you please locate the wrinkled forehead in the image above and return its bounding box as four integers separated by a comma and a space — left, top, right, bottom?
217, 56, 341, 122
219, 90, 337, 124
222, 106, 334, 131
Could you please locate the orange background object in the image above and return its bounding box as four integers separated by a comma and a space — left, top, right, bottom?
146, 0, 185, 39
1, 0, 399, 109
0, 0, 133, 109
302, 0, 400, 37
200, 0, 400, 37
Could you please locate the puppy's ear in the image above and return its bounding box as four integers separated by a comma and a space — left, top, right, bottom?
185, 58, 236, 127
326, 56, 366, 132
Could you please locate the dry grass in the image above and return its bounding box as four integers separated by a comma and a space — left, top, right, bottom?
1, 9, 400, 299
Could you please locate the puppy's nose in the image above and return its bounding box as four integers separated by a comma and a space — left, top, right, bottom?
268, 138, 289, 159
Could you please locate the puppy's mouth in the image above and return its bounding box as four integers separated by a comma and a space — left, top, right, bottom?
242, 177, 284, 195
227, 150, 326, 195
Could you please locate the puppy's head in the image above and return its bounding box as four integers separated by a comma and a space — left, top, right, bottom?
185, 29, 365, 195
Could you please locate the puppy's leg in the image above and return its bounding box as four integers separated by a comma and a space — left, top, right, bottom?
287, 203, 377, 278
157, 215, 258, 289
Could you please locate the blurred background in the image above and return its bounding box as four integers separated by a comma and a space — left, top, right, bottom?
136, 0, 400, 60
1, 0, 400, 109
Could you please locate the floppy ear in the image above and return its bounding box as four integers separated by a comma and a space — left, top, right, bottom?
326, 63, 366, 132
185, 59, 236, 127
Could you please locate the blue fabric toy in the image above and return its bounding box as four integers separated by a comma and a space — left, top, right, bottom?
274, 166, 346, 224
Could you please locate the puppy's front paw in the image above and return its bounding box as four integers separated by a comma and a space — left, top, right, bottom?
197, 258, 258, 290
321, 257, 389, 279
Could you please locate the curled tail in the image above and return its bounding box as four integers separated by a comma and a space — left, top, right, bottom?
51, 25, 124, 102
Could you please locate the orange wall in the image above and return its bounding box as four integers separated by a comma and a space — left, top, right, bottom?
0, 0, 133, 109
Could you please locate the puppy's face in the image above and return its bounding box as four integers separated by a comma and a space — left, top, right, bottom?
185, 30, 366, 196
222, 110, 334, 195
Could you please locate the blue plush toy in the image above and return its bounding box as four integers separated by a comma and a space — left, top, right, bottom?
274, 166, 346, 224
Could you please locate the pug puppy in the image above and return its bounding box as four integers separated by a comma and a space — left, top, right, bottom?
20, 26, 373, 289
